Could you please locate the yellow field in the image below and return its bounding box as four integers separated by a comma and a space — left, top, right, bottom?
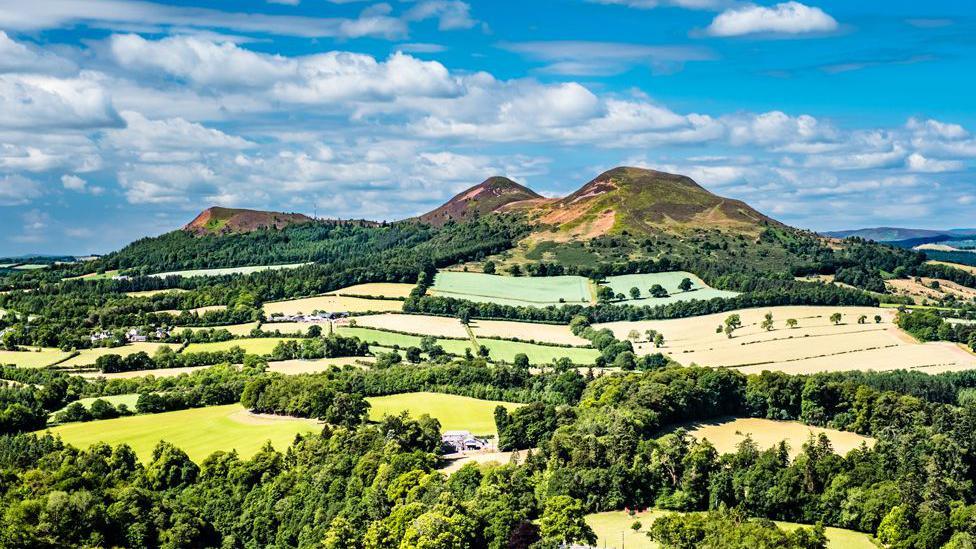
267, 356, 372, 374
470, 319, 589, 346
586, 510, 876, 549
260, 321, 325, 335
183, 337, 298, 355
354, 313, 470, 339
79, 365, 213, 379
928, 260, 976, 275
595, 305, 976, 373
177, 322, 259, 336
60, 343, 175, 368
157, 305, 227, 316
0, 347, 71, 368
125, 289, 189, 298
331, 283, 414, 298
438, 450, 525, 474
887, 277, 976, 303
683, 417, 874, 458
263, 295, 403, 316
366, 392, 522, 438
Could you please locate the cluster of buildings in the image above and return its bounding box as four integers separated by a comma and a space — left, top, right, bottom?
268, 311, 349, 323
441, 430, 491, 454
90, 327, 171, 344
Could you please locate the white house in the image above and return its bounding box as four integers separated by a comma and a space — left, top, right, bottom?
441, 430, 490, 453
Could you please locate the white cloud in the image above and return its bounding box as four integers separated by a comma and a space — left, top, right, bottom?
0, 74, 123, 130
906, 153, 964, 173
500, 41, 713, 76
103, 111, 254, 152
404, 1, 477, 30
587, 0, 729, 9
0, 174, 43, 205
60, 174, 102, 194
706, 2, 838, 37
0, 31, 75, 74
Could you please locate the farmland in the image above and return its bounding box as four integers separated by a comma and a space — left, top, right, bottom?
178, 321, 259, 336
0, 347, 72, 368
353, 313, 470, 339
365, 392, 522, 438
59, 342, 174, 368
601, 271, 739, 304
125, 288, 188, 298
928, 260, 976, 275
157, 304, 227, 316
585, 510, 876, 549
183, 337, 298, 355
332, 282, 414, 298
596, 305, 976, 374
65, 269, 120, 280
53, 393, 141, 417
476, 337, 600, 364
470, 318, 589, 346
683, 417, 875, 458
43, 404, 320, 463
149, 262, 310, 278
887, 276, 976, 303
335, 326, 471, 355
263, 294, 403, 316
267, 356, 372, 374
260, 321, 323, 335
430, 271, 592, 306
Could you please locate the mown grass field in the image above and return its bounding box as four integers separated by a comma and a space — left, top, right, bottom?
335, 327, 471, 354
149, 263, 309, 278
601, 272, 739, 305
470, 319, 589, 346
430, 271, 591, 306
586, 510, 876, 549
44, 404, 320, 462
53, 393, 141, 416
476, 338, 600, 364
65, 269, 120, 280
0, 347, 72, 368
263, 295, 403, 316
183, 337, 298, 355
682, 417, 875, 459
365, 392, 522, 438
60, 343, 174, 368
332, 283, 415, 298
354, 314, 470, 339
179, 322, 260, 336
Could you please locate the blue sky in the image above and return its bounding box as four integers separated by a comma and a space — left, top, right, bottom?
1, 0, 974, 255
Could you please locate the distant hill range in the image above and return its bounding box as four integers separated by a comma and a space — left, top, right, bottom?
183, 207, 315, 235
420, 166, 780, 238
825, 227, 976, 242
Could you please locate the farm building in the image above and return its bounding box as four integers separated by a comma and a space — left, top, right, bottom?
442, 430, 491, 453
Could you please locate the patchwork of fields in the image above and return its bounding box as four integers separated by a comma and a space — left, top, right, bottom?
365, 392, 522, 438
179, 321, 260, 336
683, 417, 875, 458
596, 305, 976, 374
43, 404, 320, 463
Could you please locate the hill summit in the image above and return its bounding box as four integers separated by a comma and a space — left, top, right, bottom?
183, 207, 314, 235
419, 176, 543, 226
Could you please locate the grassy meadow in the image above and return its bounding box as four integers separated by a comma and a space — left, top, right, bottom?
682, 417, 875, 458
0, 347, 72, 368
476, 338, 600, 364
263, 294, 403, 316
183, 337, 298, 355
601, 271, 739, 304
59, 343, 175, 368
431, 271, 592, 306
43, 404, 320, 463
365, 392, 522, 438
331, 282, 415, 298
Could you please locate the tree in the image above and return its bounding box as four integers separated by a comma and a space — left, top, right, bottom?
650, 284, 669, 298
405, 346, 422, 363
483, 260, 496, 274
654, 333, 665, 348
628, 329, 641, 342
646, 329, 659, 342
306, 324, 322, 338
513, 353, 529, 369
761, 312, 774, 331
874, 315, 882, 324
786, 318, 798, 329
596, 286, 616, 303
724, 314, 742, 338
858, 315, 867, 324
508, 264, 522, 277
630, 287, 641, 300
678, 277, 693, 292
538, 496, 596, 545
830, 312, 843, 325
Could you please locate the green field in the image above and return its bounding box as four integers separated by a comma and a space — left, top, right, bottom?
59, 343, 174, 368
431, 271, 591, 306
601, 272, 739, 305
476, 338, 600, 364
43, 404, 320, 462
150, 263, 310, 278
53, 393, 141, 416
366, 392, 522, 438
336, 327, 471, 355
585, 510, 876, 549
183, 337, 299, 355
0, 347, 72, 368
13, 263, 49, 271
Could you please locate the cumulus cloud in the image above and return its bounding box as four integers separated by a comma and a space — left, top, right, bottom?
0, 74, 123, 130
706, 2, 838, 37
0, 174, 44, 205
103, 111, 254, 152
404, 1, 477, 30
500, 41, 714, 76
906, 153, 964, 173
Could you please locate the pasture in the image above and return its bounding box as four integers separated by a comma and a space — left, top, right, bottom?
593, 305, 976, 374
354, 313, 470, 339
43, 404, 320, 463
13, 264, 50, 270
178, 322, 259, 336
476, 338, 600, 364
260, 321, 323, 335
0, 347, 72, 368
331, 283, 414, 298
365, 392, 522, 438
887, 277, 976, 304
149, 263, 309, 278
66, 270, 119, 280
183, 337, 298, 355
430, 271, 592, 306
585, 510, 876, 549
601, 271, 739, 305
263, 294, 403, 316
470, 319, 589, 346
59, 342, 174, 368
335, 327, 471, 355
683, 417, 875, 459
53, 393, 141, 416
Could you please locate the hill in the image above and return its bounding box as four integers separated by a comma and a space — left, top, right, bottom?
183, 207, 314, 236
419, 177, 542, 226
825, 227, 976, 242
511, 167, 779, 239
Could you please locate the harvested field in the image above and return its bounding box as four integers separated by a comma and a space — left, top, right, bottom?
365, 392, 522, 438
470, 319, 589, 346
178, 322, 259, 336
125, 288, 188, 298
335, 327, 471, 354
43, 404, 319, 463
157, 305, 227, 316
586, 510, 875, 549
263, 295, 403, 316
601, 271, 739, 305
928, 260, 976, 275
593, 305, 976, 373
430, 271, 591, 306
60, 343, 174, 368
354, 313, 469, 339
79, 365, 213, 379
183, 337, 298, 355
887, 277, 976, 303
331, 283, 414, 298
260, 321, 325, 335
267, 357, 372, 374
149, 263, 309, 278
476, 338, 600, 364
0, 347, 72, 368
683, 417, 875, 458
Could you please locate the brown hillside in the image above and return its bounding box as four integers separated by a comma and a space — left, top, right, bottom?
183, 207, 314, 236
419, 177, 543, 226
